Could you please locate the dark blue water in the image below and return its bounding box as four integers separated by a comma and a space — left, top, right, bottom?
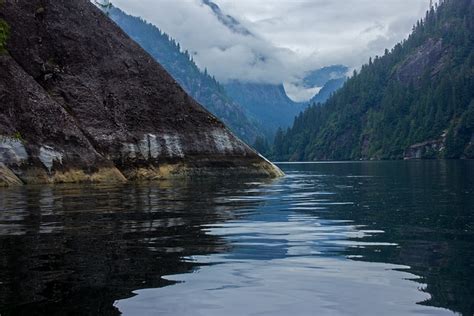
0, 161, 473, 315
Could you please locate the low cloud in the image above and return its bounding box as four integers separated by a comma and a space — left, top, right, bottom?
113, 0, 429, 87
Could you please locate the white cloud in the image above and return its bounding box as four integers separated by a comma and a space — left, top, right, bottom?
112, 0, 429, 86
285, 84, 322, 103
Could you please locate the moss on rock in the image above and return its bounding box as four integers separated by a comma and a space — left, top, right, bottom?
15, 167, 127, 184
0, 163, 23, 186
0, 19, 9, 53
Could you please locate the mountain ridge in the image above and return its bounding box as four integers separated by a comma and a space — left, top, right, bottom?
201, 0, 253, 36
224, 81, 307, 138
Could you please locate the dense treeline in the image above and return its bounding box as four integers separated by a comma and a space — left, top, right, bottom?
273, 0, 474, 161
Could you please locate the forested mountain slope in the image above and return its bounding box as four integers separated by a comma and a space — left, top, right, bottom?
224, 66, 348, 139
224, 81, 306, 138
274, 0, 474, 161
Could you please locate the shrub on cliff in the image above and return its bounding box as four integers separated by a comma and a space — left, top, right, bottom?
0, 19, 9, 53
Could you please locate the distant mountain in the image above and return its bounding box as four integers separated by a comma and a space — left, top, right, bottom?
302, 65, 348, 88
303, 65, 348, 106
109, 7, 262, 144
201, 0, 253, 36
223, 66, 348, 138
224, 81, 306, 138
309, 77, 347, 105
274, 0, 474, 161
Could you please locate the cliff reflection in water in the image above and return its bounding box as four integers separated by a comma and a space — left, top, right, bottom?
0, 179, 264, 315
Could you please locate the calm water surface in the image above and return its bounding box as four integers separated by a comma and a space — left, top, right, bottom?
0, 161, 473, 315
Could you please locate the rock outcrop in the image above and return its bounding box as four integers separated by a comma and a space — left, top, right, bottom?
404, 139, 445, 160
0, 0, 283, 186
395, 38, 446, 84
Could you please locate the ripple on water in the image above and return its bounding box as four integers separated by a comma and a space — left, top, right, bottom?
115, 170, 458, 315
2, 162, 471, 316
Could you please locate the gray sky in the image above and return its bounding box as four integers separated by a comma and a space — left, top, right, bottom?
113, 0, 430, 100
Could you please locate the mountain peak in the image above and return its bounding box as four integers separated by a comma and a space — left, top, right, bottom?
201, 0, 253, 36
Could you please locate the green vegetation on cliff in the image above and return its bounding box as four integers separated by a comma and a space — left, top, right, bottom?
0, 19, 9, 53
274, 0, 474, 161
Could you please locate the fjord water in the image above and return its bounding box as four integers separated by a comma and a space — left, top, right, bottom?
0, 162, 473, 315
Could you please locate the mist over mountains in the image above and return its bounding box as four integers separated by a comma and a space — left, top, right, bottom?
109, 5, 346, 142
201, 0, 253, 37
106, 0, 426, 144
109, 7, 263, 144
112, 0, 426, 91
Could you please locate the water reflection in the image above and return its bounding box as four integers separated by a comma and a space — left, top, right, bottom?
0, 161, 473, 315
0, 180, 264, 315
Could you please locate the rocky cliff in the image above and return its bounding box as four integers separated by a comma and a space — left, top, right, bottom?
0, 0, 282, 186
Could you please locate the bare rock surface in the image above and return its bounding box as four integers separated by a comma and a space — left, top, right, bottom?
0, 0, 282, 185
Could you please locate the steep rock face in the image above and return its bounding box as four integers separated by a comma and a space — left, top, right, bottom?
395, 38, 446, 84
0, 54, 126, 184
0, 0, 282, 185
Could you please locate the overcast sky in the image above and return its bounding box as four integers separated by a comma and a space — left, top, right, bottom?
113, 0, 430, 100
